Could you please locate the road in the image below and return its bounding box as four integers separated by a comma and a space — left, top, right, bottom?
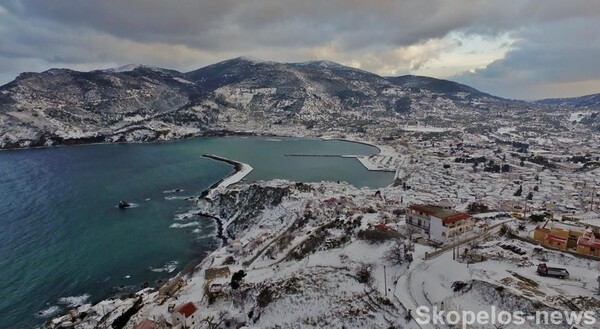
394, 253, 441, 329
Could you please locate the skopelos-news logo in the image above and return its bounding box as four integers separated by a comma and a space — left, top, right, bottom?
414, 305, 597, 327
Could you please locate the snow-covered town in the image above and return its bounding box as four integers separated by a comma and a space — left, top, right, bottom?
45, 120, 600, 328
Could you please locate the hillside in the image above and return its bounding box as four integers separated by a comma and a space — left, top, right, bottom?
0, 57, 565, 149
536, 93, 600, 109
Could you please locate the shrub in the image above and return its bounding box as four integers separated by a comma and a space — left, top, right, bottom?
257, 287, 274, 308
356, 263, 373, 285
357, 229, 402, 244
231, 270, 246, 289
529, 214, 546, 222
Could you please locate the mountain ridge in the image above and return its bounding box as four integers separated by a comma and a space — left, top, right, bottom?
0, 57, 598, 149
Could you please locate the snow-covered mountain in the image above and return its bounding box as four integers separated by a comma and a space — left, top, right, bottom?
0, 57, 562, 149
0, 65, 202, 148
536, 92, 600, 109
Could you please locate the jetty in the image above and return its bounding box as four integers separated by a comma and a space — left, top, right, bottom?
200, 154, 253, 199
285, 154, 358, 158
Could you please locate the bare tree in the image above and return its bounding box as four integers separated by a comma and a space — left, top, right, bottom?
403, 224, 419, 240
384, 239, 406, 265
198, 310, 227, 329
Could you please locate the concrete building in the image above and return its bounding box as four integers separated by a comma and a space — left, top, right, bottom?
406, 204, 475, 243
171, 302, 198, 329
533, 220, 585, 251
576, 229, 600, 257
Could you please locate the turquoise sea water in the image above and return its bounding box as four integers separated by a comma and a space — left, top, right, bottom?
0, 137, 392, 328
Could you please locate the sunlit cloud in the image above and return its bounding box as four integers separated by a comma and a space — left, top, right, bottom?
0, 1, 599, 99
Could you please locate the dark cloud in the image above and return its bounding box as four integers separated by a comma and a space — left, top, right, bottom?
1, 0, 599, 98
454, 16, 600, 99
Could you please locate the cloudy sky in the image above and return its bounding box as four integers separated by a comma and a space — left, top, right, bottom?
0, 0, 599, 99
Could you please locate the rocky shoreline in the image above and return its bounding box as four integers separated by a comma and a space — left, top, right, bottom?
0, 129, 271, 151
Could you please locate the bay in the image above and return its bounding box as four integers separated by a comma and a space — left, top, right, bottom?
0, 136, 392, 328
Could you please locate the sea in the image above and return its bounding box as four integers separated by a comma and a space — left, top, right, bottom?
0, 136, 393, 328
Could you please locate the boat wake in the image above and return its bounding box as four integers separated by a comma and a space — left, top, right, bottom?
114, 202, 139, 209
163, 188, 184, 194
164, 195, 192, 201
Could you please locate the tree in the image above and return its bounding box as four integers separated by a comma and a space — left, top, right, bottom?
514, 185, 523, 197
199, 310, 227, 329
230, 270, 246, 289
467, 202, 489, 214
529, 214, 546, 222
384, 239, 406, 265
533, 185, 539, 192
526, 192, 533, 200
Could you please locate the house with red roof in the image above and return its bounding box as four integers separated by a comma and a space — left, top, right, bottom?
171, 302, 198, 329
406, 204, 475, 243
533, 220, 584, 251
576, 230, 600, 257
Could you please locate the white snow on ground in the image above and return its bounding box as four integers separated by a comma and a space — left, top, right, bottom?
401, 126, 454, 132
102, 64, 144, 72
172, 77, 195, 84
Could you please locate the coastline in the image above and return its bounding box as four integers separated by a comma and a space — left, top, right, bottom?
38, 153, 253, 328
194, 154, 253, 245
320, 137, 399, 173
0, 129, 278, 152
38, 138, 393, 328
324, 137, 383, 156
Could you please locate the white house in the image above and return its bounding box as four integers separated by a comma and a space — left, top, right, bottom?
406, 204, 475, 243
171, 302, 198, 329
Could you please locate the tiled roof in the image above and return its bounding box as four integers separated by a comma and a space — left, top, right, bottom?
409, 204, 470, 224
577, 231, 600, 249
174, 302, 198, 318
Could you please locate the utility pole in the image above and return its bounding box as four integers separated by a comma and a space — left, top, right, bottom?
453, 241, 456, 260
591, 187, 596, 212
383, 266, 387, 297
